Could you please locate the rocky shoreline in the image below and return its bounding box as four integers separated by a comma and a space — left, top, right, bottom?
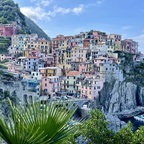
112, 106, 144, 119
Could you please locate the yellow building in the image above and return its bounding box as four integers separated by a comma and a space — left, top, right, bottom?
56, 49, 71, 70
36, 39, 52, 54
38, 67, 62, 77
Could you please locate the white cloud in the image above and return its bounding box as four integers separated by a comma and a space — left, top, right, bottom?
96, 0, 105, 5
41, 0, 53, 7
72, 4, 84, 15
122, 25, 132, 30
20, 6, 51, 21
52, 4, 84, 15
20, 4, 85, 21
30, 0, 53, 7
53, 6, 71, 15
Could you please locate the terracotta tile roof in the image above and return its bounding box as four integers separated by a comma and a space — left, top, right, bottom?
67, 71, 81, 76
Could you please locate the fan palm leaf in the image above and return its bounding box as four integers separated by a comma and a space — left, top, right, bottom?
0, 99, 78, 144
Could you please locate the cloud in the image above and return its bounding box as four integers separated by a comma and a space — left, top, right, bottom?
30, 0, 53, 7
72, 4, 84, 15
53, 6, 71, 15
20, 6, 51, 21
20, 4, 84, 21
41, 0, 53, 7
96, 0, 105, 5
52, 4, 84, 15
122, 25, 132, 30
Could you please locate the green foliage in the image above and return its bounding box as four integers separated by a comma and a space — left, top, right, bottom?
124, 61, 144, 86
0, 0, 17, 23
134, 126, 144, 143
118, 52, 144, 86
80, 109, 114, 144
0, 37, 11, 54
0, 59, 8, 63
0, 0, 49, 39
25, 16, 50, 40
0, 64, 7, 69
114, 122, 134, 144
79, 109, 144, 144
0, 99, 77, 144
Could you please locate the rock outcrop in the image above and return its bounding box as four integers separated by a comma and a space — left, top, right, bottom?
98, 80, 144, 114
96, 80, 144, 131
105, 114, 126, 132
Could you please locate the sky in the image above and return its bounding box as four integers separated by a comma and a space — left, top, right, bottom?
13, 0, 144, 52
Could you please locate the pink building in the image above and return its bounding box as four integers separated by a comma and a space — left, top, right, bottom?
41, 76, 61, 97
78, 76, 104, 99
122, 39, 138, 54
0, 24, 16, 37
83, 39, 90, 48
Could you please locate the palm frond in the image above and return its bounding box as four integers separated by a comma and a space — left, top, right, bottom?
0, 99, 78, 144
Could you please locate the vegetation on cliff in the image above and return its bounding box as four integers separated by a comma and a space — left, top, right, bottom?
78, 109, 144, 144
0, 0, 50, 39
116, 51, 144, 86
0, 36, 11, 54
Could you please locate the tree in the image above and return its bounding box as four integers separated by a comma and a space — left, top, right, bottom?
0, 99, 78, 144
133, 126, 144, 143
113, 122, 134, 144
80, 109, 114, 144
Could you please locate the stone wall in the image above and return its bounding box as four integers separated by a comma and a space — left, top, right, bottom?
0, 80, 39, 104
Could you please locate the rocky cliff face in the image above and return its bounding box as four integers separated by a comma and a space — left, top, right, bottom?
98, 80, 144, 114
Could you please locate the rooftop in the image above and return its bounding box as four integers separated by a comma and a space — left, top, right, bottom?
67, 71, 81, 76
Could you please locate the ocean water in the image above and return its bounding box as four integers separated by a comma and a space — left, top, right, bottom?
123, 117, 144, 131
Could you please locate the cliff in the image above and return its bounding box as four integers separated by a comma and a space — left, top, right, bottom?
97, 80, 144, 115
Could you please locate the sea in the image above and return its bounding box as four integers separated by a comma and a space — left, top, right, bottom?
122, 116, 144, 131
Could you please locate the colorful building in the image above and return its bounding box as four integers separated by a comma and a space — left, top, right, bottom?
0, 24, 16, 37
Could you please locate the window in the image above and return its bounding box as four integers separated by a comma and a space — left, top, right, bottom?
45, 79, 47, 81
67, 76, 69, 79
45, 83, 47, 86
97, 86, 100, 89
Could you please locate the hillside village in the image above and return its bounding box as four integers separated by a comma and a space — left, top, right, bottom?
0, 23, 142, 105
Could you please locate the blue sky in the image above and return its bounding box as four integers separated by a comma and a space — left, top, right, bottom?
13, 0, 144, 52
